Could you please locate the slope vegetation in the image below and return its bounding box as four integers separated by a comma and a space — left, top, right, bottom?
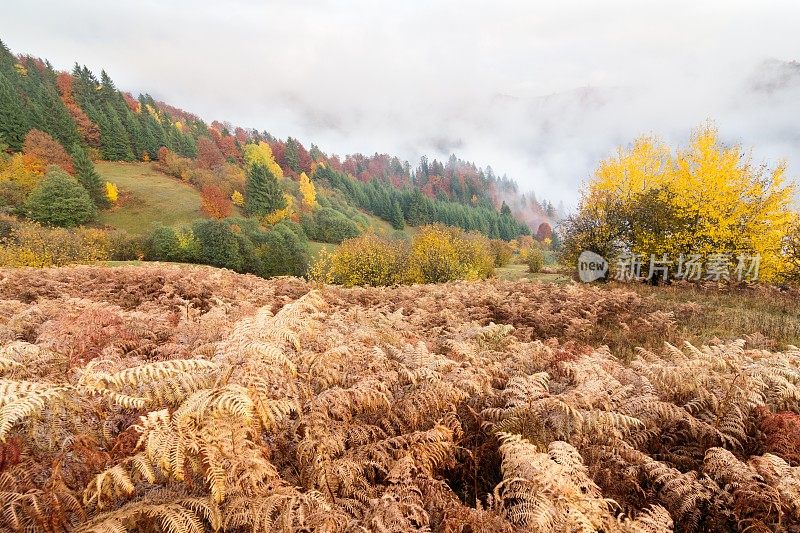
96, 161, 203, 234
0, 265, 799, 532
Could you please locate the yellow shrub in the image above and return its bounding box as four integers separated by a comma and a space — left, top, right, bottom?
310, 234, 404, 287
105, 181, 119, 203
490, 239, 515, 267
454, 231, 495, 280
526, 245, 544, 273
0, 221, 111, 267
406, 225, 494, 283
404, 226, 461, 284
311, 225, 495, 286
231, 190, 245, 207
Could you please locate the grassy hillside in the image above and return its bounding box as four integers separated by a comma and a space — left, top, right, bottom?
96, 161, 204, 234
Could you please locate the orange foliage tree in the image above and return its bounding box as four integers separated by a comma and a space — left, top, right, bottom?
196, 137, 225, 170
56, 73, 101, 148
200, 185, 232, 219
22, 129, 74, 174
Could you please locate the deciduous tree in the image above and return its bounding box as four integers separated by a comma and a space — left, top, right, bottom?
563, 124, 796, 280
23, 129, 74, 174
196, 136, 225, 170
298, 172, 317, 209
201, 185, 232, 219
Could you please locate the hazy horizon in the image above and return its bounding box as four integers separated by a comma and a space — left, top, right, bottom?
5, 0, 800, 206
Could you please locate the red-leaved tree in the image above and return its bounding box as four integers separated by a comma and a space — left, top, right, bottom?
56, 73, 101, 148
200, 185, 232, 219
536, 222, 553, 242
23, 129, 74, 174
196, 137, 225, 170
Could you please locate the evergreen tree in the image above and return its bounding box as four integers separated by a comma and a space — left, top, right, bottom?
25, 167, 96, 227
122, 110, 144, 159
71, 143, 108, 207
245, 163, 286, 217
405, 188, 430, 226
500, 201, 512, 216
100, 104, 133, 161
285, 137, 301, 173
389, 199, 405, 230
309, 143, 323, 162
0, 72, 29, 150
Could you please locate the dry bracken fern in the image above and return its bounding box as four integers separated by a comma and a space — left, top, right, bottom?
0, 264, 798, 532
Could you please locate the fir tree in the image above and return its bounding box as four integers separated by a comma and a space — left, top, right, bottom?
0, 71, 29, 150
389, 199, 405, 230
100, 104, 133, 161
245, 163, 286, 217
285, 137, 301, 173
71, 143, 108, 207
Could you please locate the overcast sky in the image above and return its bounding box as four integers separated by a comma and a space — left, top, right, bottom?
4, 0, 800, 206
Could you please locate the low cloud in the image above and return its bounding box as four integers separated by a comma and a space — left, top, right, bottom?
4, 0, 800, 206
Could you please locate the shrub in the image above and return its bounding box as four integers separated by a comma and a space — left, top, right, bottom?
0, 219, 110, 267
311, 224, 495, 286
526, 245, 544, 273
405, 225, 494, 283
107, 230, 145, 261
255, 221, 310, 277
105, 182, 118, 204
301, 207, 360, 243
490, 239, 514, 267
0, 152, 45, 208
310, 233, 404, 287
24, 166, 96, 227
155, 147, 192, 180
192, 219, 244, 271
146, 226, 199, 263
455, 231, 496, 280
146, 225, 179, 262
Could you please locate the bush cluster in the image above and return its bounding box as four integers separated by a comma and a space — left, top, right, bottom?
490, 239, 515, 267
526, 245, 545, 273
145, 217, 309, 277
0, 217, 141, 267
310, 224, 495, 286
300, 207, 361, 244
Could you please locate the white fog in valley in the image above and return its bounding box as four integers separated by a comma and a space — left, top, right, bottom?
5, 0, 800, 206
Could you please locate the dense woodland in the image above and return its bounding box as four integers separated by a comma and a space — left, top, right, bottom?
0, 39, 559, 248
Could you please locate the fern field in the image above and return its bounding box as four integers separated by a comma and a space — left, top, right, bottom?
1, 265, 799, 532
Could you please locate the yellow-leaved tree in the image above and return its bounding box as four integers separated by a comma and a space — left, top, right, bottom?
562, 124, 796, 281
105, 181, 119, 204
0, 153, 45, 203
231, 190, 245, 207
298, 172, 317, 209
243, 141, 283, 179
